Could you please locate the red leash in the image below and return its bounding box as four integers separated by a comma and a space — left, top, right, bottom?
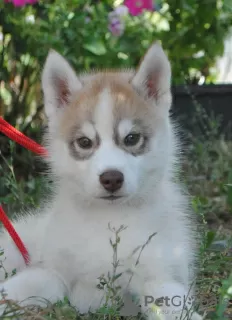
0, 117, 47, 157
0, 207, 30, 265
0, 116, 48, 265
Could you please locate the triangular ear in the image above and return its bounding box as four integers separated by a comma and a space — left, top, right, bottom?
131, 42, 172, 110
41, 50, 82, 124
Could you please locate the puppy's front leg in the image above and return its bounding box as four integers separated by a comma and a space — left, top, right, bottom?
141, 281, 202, 320
0, 267, 67, 314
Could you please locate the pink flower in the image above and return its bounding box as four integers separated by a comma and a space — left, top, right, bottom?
26, 0, 38, 3
13, 0, 26, 6
11, 0, 25, 6
124, 0, 153, 16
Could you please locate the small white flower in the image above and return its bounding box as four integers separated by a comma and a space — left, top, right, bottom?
25, 14, 35, 23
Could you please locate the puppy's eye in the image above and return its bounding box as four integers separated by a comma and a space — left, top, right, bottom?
76, 137, 93, 149
124, 133, 141, 147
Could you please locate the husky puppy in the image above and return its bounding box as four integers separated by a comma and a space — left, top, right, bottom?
0, 43, 202, 319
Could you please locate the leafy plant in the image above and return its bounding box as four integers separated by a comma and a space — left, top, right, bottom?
1, 0, 232, 131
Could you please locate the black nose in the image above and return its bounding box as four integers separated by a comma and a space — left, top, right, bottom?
99, 170, 124, 193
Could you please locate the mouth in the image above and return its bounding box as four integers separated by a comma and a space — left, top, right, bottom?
99, 195, 124, 201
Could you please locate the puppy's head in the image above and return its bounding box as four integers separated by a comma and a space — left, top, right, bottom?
42, 43, 174, 203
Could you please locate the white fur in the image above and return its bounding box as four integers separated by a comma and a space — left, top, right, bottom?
42, 50, 82, 129
0, 43, 202, 320
132, 42, 172, 114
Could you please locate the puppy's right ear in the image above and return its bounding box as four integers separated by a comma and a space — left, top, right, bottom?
42, 50, 82, 124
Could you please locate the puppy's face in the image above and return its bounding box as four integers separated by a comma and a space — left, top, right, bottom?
42, 43, 172, 203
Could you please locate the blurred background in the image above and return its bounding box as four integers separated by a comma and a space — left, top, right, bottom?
1, 0, 232, 132
0, 1, 232, 317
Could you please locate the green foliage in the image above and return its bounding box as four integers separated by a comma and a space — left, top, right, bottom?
214, 272, 232, 320
226, 169, 232, 211
0, 141, 47, 214
0, 0, 232, 131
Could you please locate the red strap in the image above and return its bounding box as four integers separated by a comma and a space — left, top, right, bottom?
0, 206, 30, 265
0, 117, 48, 156
0, 117, 48, 265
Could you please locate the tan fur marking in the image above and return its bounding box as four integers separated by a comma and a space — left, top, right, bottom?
59, 72, 160, 142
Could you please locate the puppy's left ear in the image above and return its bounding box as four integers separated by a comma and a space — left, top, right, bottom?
131, 42, 172, 111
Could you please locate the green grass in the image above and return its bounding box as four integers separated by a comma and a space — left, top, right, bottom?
1, 125, 232, 319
